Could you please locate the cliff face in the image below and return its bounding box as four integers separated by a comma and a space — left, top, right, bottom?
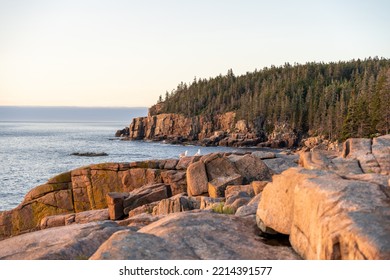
126, 109, 298, 148
130, 112, 234, 140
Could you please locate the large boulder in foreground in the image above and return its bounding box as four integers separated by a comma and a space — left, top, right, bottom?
205, 156, 241, 181
257, 167, 390, 259
0, 221, 123, 260
291, 176, 390, 260
123, 183, 171, 215
161, 170, 187, 195
186, 161, 208, 196
92, 211, 299, 260
227, 154, 272, 183
257, 168, 337, 234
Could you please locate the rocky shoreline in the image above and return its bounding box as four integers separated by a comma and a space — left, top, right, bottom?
116, 109, 301, 148
0, 135, 389, 260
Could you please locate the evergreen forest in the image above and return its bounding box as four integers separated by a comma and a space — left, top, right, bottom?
157, 57, 390, 140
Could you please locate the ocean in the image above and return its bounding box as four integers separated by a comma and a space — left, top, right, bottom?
0, 120, 240, 211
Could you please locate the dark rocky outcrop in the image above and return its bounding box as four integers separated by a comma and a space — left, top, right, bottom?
71, 152, 108, 157
115, 127, 130, 138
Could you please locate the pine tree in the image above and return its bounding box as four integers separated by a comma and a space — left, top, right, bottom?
342, 97, 359, 139
377, 69, 390, 134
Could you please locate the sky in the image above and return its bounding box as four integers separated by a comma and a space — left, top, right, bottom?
0, 0, 389, 107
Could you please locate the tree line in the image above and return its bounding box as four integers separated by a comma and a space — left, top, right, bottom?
157, 57, 390, 140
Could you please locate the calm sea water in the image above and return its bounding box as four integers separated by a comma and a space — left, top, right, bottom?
0, 121, 239, 211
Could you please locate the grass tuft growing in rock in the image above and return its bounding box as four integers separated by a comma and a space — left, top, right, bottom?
211, 202, 235, 215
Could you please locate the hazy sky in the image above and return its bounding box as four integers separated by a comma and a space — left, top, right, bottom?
0, 0, 389, 107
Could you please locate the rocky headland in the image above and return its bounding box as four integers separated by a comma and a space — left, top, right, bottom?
116, 104, 299, 148
0, 135, 389, 260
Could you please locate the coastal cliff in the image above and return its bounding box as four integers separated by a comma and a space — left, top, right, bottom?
0, 135, 389, 260
120, 107, 298, 148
